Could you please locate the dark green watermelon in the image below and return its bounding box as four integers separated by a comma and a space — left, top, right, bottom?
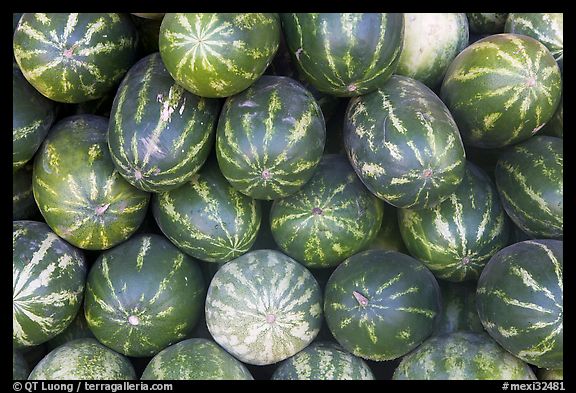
46, 308, 94, 351
13, 13, 139, 103
467, 13, 509, 33
476, 240, 563, 369
13, 163, 39, 220
33, 115, 150, 250
434, 280, 484, 336
13, 221, 87, 348
13, 350, 29, 380
324, 249, 441, 361
216, 75, 326, 200
281, 13, 404, 96
362, 202, 407, 253
108, 52, 220, 192
344, 75, 466, 209
540, 95, 562, 138
270, 154, 384, 268
84, 233, 205, 357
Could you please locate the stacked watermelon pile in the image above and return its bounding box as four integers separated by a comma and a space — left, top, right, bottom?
13, 12, 563, 381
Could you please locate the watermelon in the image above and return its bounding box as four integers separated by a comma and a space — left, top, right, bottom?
108, 52, 220, 192
13, 61, 57, 170
476, 239, 563, 369
131, 15, 162, 56
281, 13, 404, 97
13, 350, 29, 380
538, 368, 563, 380
495, 136, 562, 239
393, 332, 536, 380
272, 341, 374, 380
434, 280, 484, 336
467, 13, 509, 33
131, 13, 165, 20
141, 338, 254, 380
324, 249, 441, 361
33, 115, 150, 250
270, 154, 384, 268
505, 13, 563, 72
13, 13, 139, 103
344, 75, 466, 209
159, 13, 280, 98
13, 221, 87, 348
84, 233, 205, 357
440, 33, 562, 149
152, 160, 262, 263
398, 161, 510, 282
46, 308, 94, 350
28, 338, 136, 380
13, 13, 23, 32
396, 13, 469, 88
13, 163, 39, 220
70, 90, 115, 117
216, 75, 326, 200
362, 202, 407, 253
205, 249, 323, 365
540, 95, 562, 138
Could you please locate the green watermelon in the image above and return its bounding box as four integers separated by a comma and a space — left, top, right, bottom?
205, 249, 323, 365
396, 13, 469, 88
505, 13, 563, 72
495, 136, 562, 239
33, 115, 150, 250
344, 75, 466, 209
272, 341, 375, 380
540, 95, 562, 138
13, 62, 57, 170
131, 15, 162, 56
159, 13, 280, 98
476, 239, 563, 369
13, 13, 23, 32
270, 154, 384, 268
324, 249, 441, 361
13, 221, 87, 348
434, 280, 484, 336
362, 202, 407, 253
141, 338, 254, 380
28, 338, 136, 380
13, 350, 29, 380
467, 13, 509, 33
538, 368, 563, 380
440, 33, 562, 149
70, 90, 115, 117
393, 332, 536, 380
216, 75, 326, 200
281, 13, 404, 96
13, 163, 39, 220
13, 13, 139, 103
84, 233, 205, 357
108, 52, 220, 192
46, 308, 94, 350
152, 160, 262, 263
398, 161, 510, 282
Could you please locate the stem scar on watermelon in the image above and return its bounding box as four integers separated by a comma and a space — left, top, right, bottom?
353, 291, 369, 307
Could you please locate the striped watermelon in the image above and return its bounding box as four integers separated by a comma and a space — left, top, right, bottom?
476, 239, 563, 369
495, 136, 562, 239
467, 13, 509, 33
13, 350, 29, 380
47, 308, 94, 351
538, 368, 563, 380
324, 249, 441, 361
270, 154, 384, 268
281, 13, 404, 96
159, 13, 280, 98
13, 13, 139, 103
13, 221, 87, 348
13, 163, 39, 220
440, 33, 562, 149
205, 249, 323, 365
505, 13, 563, 72
84, 234, 205, 357
141, 338, 254, 380
398, 161, 510, 282
33, 115, 150, 250
540, 95, 562, 138
216, 75, 326, 200
393, 332, 536, 380
344, 75, 466, 209
362, 202, 407, 253
396, 13, 469, 88
152, 160, 262, 263
13, 62, 57, 170
434, 280, 483, 336
108, 52, 220, 192
272, 341, 374, 380
28, 338, 136, 380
